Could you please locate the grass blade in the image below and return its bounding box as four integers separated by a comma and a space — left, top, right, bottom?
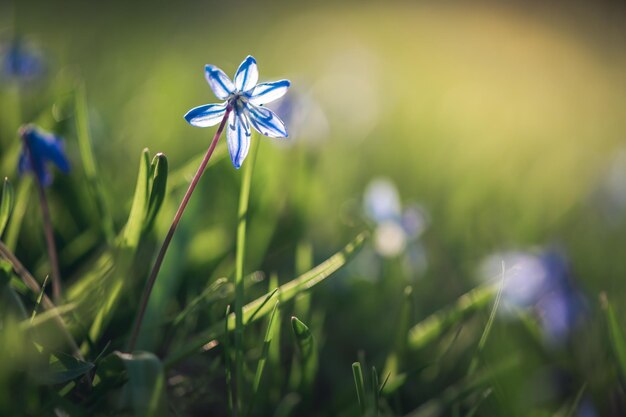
234, 136, 260, 414
382, 285, 414, 392
291, 316, 317, 390
115, 351, 167, 417
164, 232, 367, 368
352, 362, 367, 416
371, 366, 380, 417
223, 305, 234, 417
74, 82, 115, 243
601, 292, 626, 381
172, 278, 231, 327
408, 285, 496, 350
143, 153, 168, 234
467, 263, 506, 376
30, 274, 49, 323
247, 288, 279, 325
121, 149, 151, 247
464, 388, 493, 417
249, 301, 280, 416
40, 351, 94, 385
0, 177, 14, 237
4, 176, 31, 251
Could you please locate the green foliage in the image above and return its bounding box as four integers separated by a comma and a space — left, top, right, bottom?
115, 351, 167, 417
291, 316, 317, 390
0, 4, 625, 416
0, 178, 13, 237
66, 149, 168, 351
407, 285, 496, 350
38, 351, 94, 385
602, 294, 626, 382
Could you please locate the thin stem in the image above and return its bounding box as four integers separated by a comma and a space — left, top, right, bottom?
0, 240, 83, 360
34, 178, 62, 303
127, 106, 232, 352
234, 135, 260, 415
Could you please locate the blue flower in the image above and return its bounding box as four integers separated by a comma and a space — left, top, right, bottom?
480, 249, 586, 346
363, 178, 428, 258
18, 125, 70, 186
267, 86, 329, 146
184, 55, 290, 168
2, 39, 45, 81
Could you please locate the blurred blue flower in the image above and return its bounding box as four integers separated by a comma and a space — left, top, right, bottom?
480, 249, 585, 345
1, 39, 45, 81
267, 86, 329, 146
363, 178, 428, 262
184, 55, 290, 168
18, 124, 70, 186
576, 398, 598, 417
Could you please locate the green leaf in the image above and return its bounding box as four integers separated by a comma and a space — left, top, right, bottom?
407, 285, 496, 350
74, 82, 115, 243
352, 362, 367, 416
601, 293, 626, 381
121, 149, 151, 248
164, 232, 368, 368
0, 263, 28, 319
143, 153, 168, 234
0, 177, 14, 237
39, 351, 94, 385
249, 301, 280, 415
371, 366, 380, 417
467, 265, 506, 376
404, 355, 519, 417
291, 316, 318, 390
291, 316, 314, 360
3, 176, 31, 251
115, 351, 167, 417
172, 277, 231, 327
68, 149, 167, 350
382, 285, 414, 391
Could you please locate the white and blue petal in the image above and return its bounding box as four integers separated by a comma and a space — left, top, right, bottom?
226, 109, 252, 169
248, 80, 290, 105
247, 104, 288, 138
234, 56, 258, 93
204, 65, 235, 100
184, 102, 228, 127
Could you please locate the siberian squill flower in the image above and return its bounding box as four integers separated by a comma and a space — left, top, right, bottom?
184, 55, 290, 168
1, 39, 45, 82
479, 249, 586, 346
364, 178, 428, 258
19, 124, 70, 186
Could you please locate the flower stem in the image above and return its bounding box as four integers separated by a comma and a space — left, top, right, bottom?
127, 106, 232, 352
33, 160, 63, 303
234, 135, 260, 415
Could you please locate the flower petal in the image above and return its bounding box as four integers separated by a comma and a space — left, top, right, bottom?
184, 102, 227, 127
226, 109, 252, 169
18, 150, 31, 176
40, 133, 71, 174
247, 104, 288, 138
234, 56, 258, 93
248, 80, 290, 105
205, 65, 235, 100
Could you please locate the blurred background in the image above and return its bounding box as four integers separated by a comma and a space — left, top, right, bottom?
1, 0, 626, 415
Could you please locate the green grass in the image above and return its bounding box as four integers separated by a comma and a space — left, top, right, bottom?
0, 1, 626, 416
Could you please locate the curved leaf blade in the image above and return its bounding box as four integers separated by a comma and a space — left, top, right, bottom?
0, 177, 14, 237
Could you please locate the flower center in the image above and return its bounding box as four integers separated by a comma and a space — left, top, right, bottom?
228, 92, 249, 112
